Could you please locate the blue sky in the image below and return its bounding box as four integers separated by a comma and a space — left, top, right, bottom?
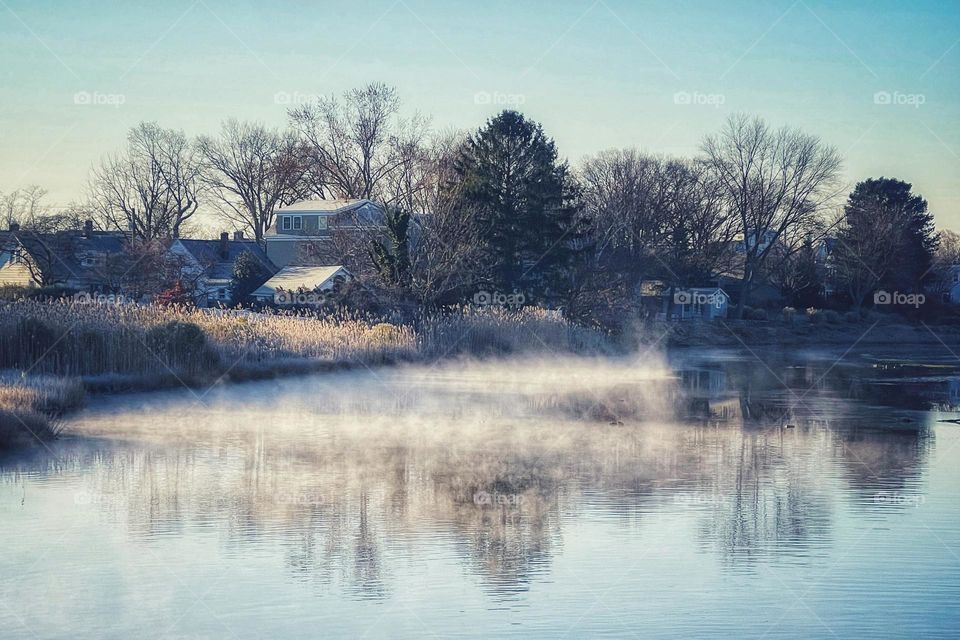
2, 0, 958, 227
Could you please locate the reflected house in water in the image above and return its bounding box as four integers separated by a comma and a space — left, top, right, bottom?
678, 363, 742, 420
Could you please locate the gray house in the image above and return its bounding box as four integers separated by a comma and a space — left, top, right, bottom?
265, 199, 385, 268
168, 233, 275, 306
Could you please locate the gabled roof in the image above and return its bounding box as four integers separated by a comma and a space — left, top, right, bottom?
174, 239, 275, 280
2, 230, 128, 285
276, 198, 372, 213
252, 265, 349, 298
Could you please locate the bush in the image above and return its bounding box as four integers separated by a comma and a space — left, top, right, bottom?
821, 310, 841, 324
146, 321, 218, 372
747, 308, 768, 321
844, 311, 860, 323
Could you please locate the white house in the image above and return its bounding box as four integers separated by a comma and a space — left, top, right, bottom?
251, 265, 351, 305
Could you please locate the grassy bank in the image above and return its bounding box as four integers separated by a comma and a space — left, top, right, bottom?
0, 374, 85, 449
0, 300, 609, 450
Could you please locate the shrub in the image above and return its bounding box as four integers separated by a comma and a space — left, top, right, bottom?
747, 308, 768, 321
821, 310, 841, 324
146, 321, 217, 372
844, 311, 860, 323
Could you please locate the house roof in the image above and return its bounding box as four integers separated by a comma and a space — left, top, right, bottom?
2, 230, 129, 285
276, 199, 372, 213
252, 265, 349, 297
175, 239, 275, 280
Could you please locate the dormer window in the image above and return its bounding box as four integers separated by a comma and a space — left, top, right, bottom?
281, 216, 291, 231
292, 216, 302, 230
80, 253, 104, 267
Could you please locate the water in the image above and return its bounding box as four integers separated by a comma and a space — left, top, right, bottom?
2, 349, 959, 639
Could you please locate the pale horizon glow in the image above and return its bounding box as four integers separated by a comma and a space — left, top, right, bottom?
1, 0, 958, 230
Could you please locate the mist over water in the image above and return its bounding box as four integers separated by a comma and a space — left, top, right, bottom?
1, 350, 959, 638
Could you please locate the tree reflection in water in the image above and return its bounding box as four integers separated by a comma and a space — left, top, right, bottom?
0, 351, 935, 599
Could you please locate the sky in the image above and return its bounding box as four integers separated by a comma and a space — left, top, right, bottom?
1, 0, 958, 229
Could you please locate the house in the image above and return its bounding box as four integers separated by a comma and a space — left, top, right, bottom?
638, 281, 730, 320
940, 265, 960, 304
674, 287, 730, 320
251, 265, 351, 305
265, 199, 386, 268
0, 221, 127, 291
167, 232, 275, 306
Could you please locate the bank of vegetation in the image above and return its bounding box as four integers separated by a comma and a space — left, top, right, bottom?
0, 299, 609, 450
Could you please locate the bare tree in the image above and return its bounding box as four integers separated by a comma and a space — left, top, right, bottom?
0, 185, 49, 229
579, 150, 736, 293
408, 133, 484, 303
290, 83, 429, 205
702, 114, 843, 316
89, 123, 202, 240
197, 120, 309, 245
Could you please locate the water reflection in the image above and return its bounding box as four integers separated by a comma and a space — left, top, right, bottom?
1, 352, 939, 596
2, 350, 956, 639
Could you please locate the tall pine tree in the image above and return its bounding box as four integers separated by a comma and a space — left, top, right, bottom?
453, 111, 584, 301
840, 177, 938, 295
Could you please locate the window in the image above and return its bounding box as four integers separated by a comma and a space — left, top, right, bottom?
318, 216, 328, 230
292, 216, 302, 230
281, 216, 291, 231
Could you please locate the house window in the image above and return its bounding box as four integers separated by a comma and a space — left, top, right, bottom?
318, 216, 328, 230
292, 216, 302, 230
282, 216, 291, 231
217, 288, 228, 300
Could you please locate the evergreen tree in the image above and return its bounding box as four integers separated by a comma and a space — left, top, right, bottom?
453, 111, 584, 300
841, 178, 938, 295
231, 250, 272, 304
370, 206, 412, 289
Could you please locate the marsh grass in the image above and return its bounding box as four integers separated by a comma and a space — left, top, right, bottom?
0, 300, 609, 448
0, 374, 83, 449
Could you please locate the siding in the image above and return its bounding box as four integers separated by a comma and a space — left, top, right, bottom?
0, 261, 40, 287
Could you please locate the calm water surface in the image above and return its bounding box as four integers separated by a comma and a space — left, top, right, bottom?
2, 348, 959, 639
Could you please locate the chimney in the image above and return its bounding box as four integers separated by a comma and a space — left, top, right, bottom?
233, 230, 244, 241
219, 231, 229, 258
83, 219, 93, 238
9, 222, 20, 233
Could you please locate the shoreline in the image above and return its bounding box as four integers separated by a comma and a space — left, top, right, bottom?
662, 319, 960, 348
7, 307, 960, 452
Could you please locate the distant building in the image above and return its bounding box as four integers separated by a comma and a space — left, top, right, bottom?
639, 281, 730, 320
0, 220, 127, 290
265, 199, 386, 268
251, 265, 351, 304
167, 232, 275, 306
